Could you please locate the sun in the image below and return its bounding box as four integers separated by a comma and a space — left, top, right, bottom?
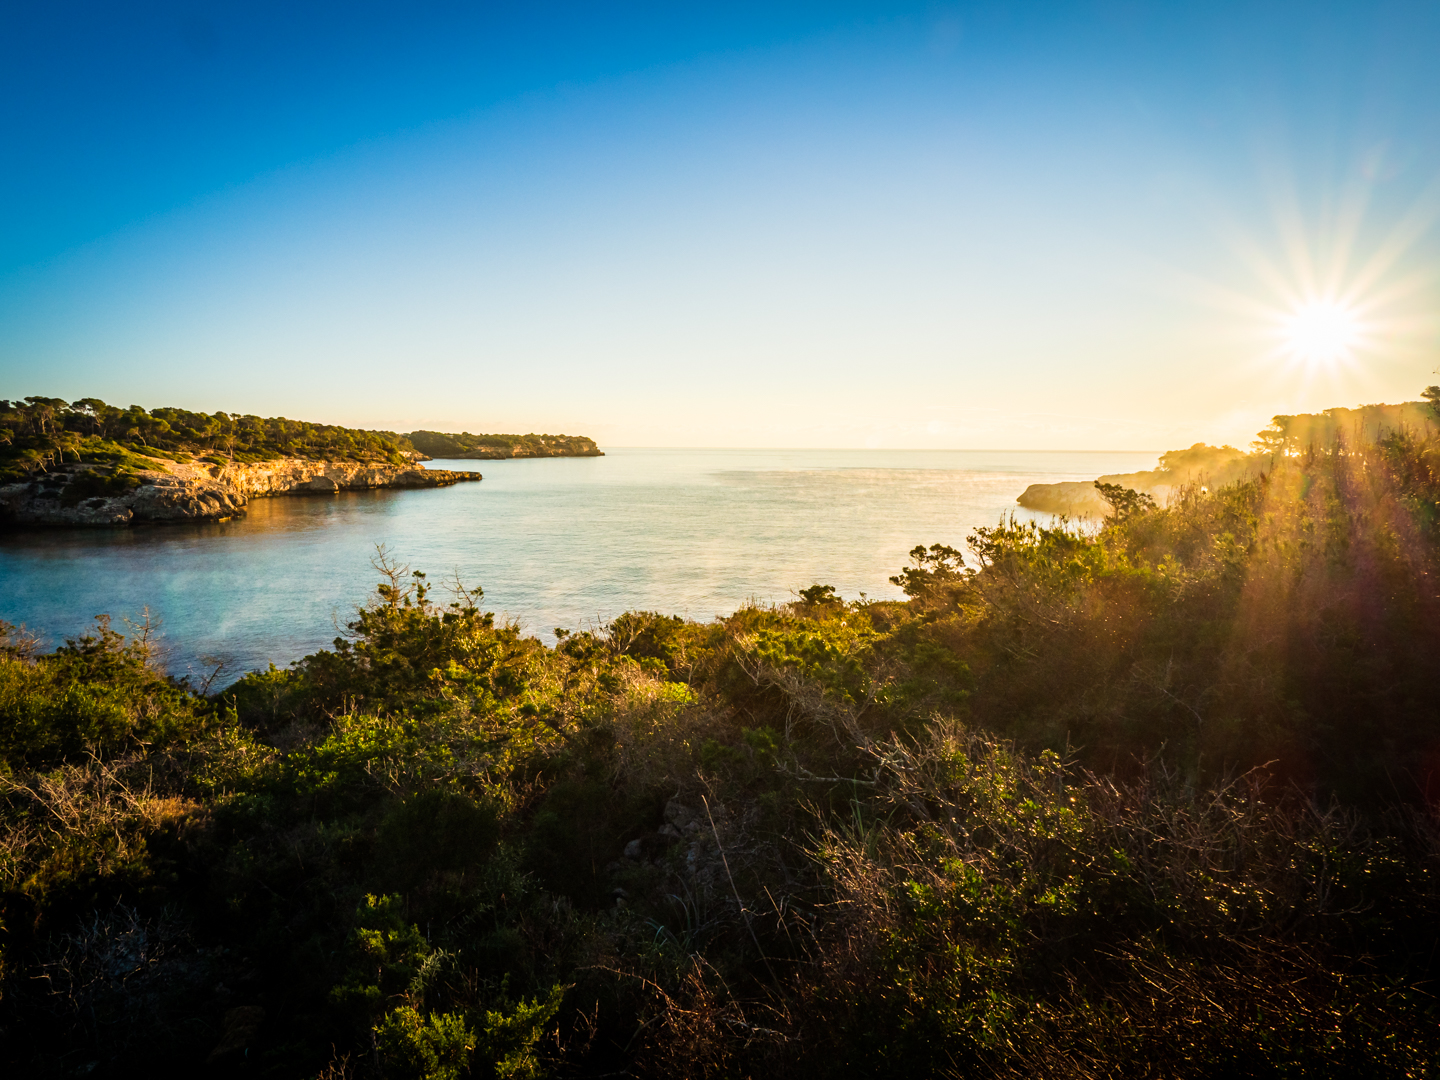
1281, 300, 1362, 366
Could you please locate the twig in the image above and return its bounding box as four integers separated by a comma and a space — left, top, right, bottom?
701, 795, 781, 988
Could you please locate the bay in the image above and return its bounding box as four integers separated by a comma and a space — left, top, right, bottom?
0, 447, 1157, 680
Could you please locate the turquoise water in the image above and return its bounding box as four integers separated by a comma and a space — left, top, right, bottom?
0, 448, 1156, 680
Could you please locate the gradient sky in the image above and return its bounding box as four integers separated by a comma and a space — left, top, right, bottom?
3, 1, 1439, 449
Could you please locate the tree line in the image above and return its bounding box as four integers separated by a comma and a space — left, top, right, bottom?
0, 397, 604, 482
406, 430, 602, 459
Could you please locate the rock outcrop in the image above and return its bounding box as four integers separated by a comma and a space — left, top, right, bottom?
1017, 402, 1440, 519
1017, 444, 1267, 518
0, 457, 481, 528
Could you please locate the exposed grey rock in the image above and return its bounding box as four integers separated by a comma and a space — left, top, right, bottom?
130, 474, 245, 522
664, 799, 702, 834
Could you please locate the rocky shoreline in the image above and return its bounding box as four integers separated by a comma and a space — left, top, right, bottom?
0, 457, 481, 527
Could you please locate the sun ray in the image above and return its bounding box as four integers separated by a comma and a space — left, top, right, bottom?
1342, 176, 1440, 298
1175, 154, 1440, 404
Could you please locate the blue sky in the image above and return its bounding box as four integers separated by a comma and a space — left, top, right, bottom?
3, 1, 1439, 448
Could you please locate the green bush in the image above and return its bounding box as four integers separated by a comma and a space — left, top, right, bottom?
377, 1006, 475, 1080
0, 616, 209, 771
3, 418, 1440, 1077
374, 789, 500, 890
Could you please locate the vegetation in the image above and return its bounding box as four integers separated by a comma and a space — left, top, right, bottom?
1, 404, 1439, 1076
0, 397, 417, 480
0, 395, 409, 481
1018, 395, 1440, 516
406, 431, 602, 460
0, 397, 603, 485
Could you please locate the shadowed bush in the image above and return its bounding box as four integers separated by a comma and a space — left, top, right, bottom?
2, 417, 1439, 1076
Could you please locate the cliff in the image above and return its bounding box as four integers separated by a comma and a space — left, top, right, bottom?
0, 457, 481, 528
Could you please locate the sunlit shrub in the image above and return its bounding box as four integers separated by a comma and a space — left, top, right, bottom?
376, 1006, 475, 1080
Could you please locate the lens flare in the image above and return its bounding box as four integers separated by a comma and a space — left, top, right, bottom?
1281, 300, 1361, 366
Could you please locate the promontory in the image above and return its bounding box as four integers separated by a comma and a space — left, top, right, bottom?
1016, 398, 1439, 517
0, 397, 602, 527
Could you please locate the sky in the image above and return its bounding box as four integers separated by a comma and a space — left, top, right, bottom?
2, 1, 1439, 450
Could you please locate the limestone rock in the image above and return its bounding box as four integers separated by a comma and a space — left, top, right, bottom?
0, 458, 482, 529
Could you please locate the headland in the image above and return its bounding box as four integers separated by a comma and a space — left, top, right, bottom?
1017, 399, 1438, 517
0, 396, 602, 527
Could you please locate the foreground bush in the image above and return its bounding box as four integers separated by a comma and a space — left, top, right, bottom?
0, 428, 1438, 1076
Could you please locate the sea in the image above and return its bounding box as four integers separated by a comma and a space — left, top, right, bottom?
0, 448, 1156, 681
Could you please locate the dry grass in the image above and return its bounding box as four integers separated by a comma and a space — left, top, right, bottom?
0, 753, 200, 890
799, 721, 1440, 1077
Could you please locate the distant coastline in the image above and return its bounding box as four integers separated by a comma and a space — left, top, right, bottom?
407, 429, 602, 460
0, 396, 599, 527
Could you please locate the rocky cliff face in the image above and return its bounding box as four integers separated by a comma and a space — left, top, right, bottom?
0, 458, 481, 528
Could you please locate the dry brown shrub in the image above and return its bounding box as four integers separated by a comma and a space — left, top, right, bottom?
602, 663, 726, 790
796, 719, 1440, 1076
615, 956, 792, 1080
0, 753, 201, 889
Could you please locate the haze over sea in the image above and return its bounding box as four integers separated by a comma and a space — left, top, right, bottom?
0, 448, 1154, 678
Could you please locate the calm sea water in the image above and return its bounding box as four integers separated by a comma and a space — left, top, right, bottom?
0, 448, 1155, 680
